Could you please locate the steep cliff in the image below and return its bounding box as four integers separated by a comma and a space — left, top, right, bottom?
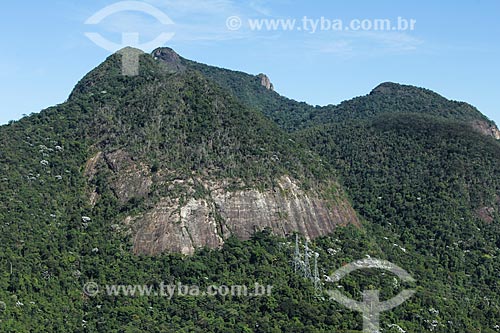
125, 175, 356, 255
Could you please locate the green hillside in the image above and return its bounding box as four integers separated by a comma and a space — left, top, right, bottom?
0, 48, 499, 332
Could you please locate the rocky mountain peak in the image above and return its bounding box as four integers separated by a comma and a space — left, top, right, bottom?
257, 73, 274, 91
152, 47, 186, 72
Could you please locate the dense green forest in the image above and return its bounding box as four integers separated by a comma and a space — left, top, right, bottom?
297, 114, 500, 332
0, 48, 499, 332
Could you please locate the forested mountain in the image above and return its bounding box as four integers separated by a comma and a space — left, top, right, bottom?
0, 47, 499, 332
174, 47, 499, 139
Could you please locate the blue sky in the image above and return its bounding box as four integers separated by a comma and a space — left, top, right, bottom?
1, 0, 499, 125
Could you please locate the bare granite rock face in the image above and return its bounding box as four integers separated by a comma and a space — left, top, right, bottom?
476, 206, 495, 224
257, 73, 274, 91
127, 176, 358, 255
84, 147, 358, 256
129, 197, 224, 255
471, 120, 500, 140
85, 150, 152, 204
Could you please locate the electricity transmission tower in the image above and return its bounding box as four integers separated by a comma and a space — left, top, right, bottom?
303, 240, 312, 280
292, 234, 322, 293
313, 252, 322, 292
